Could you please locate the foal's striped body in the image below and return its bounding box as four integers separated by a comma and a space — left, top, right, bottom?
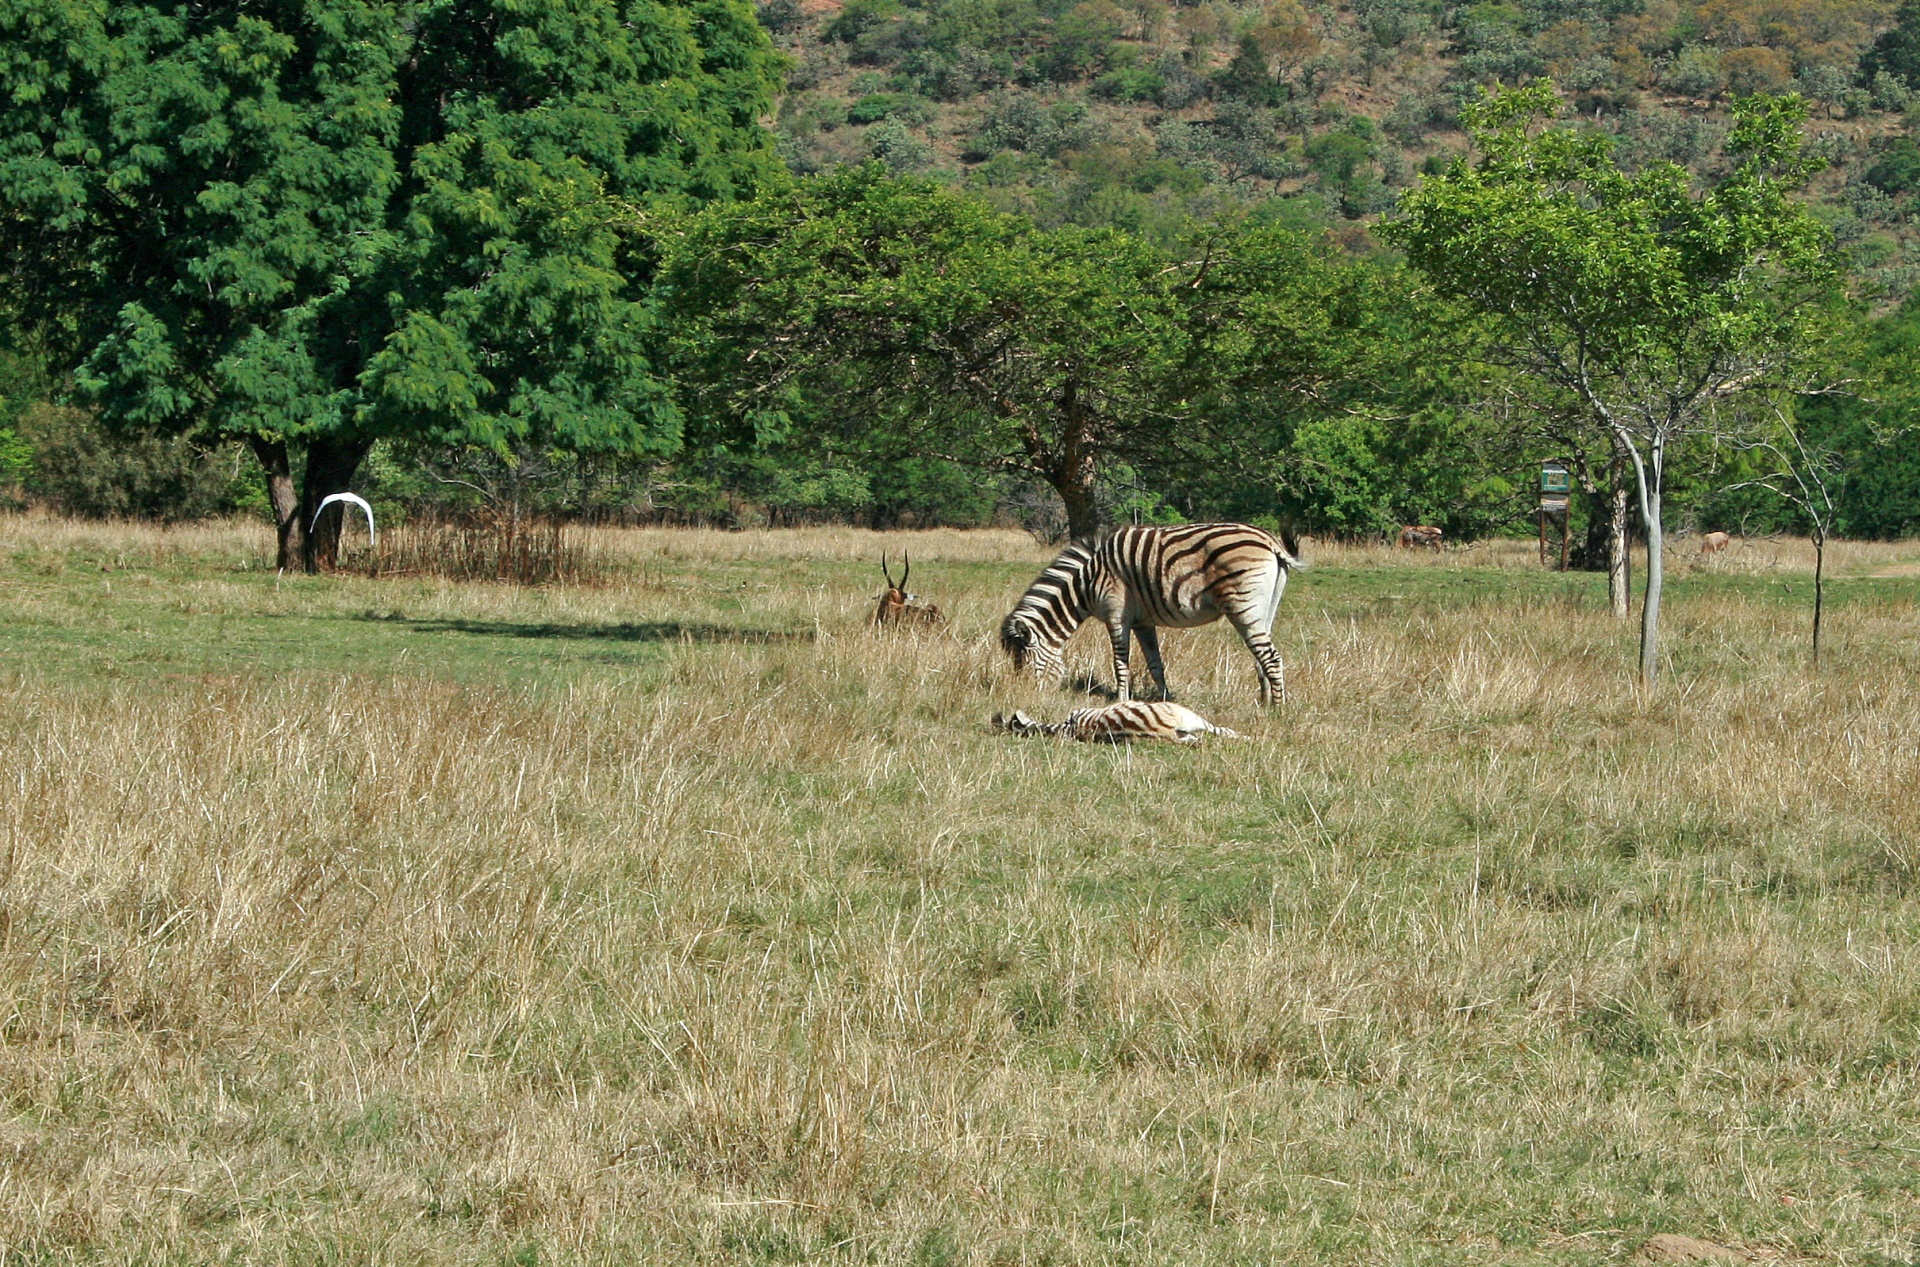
993, 702, 1240, 744
1000, 523, 1302, 704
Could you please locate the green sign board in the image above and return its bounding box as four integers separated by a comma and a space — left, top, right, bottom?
1540, 463, 1571, 494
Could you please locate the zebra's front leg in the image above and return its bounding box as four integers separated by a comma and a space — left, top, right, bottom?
1108, 622, 1133, 702
1136, 625, 1172, 701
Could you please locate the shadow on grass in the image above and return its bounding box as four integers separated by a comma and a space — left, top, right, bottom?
357, 615, 815, 645
1066, 673, 1121, 701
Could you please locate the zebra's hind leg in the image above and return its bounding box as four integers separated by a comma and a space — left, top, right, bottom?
1136, 625, 1173, 700
1107, 621, 1134, 702
1226, 608, 1287, 705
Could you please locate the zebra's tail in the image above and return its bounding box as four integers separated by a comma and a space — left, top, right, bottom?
1264, 525, 1307, 572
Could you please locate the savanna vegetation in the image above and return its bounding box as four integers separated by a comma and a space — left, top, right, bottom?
6, 0, 1920, 565
5, 516, 1920, 1262
4, 1, 1920, 1259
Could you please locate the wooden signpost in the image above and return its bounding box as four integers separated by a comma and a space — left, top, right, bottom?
1539, 461, 1571, 570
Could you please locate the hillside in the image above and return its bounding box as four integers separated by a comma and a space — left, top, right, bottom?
759, 0, 1920, 296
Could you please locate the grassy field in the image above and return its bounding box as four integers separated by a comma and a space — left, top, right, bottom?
4, 513, 1920, 1265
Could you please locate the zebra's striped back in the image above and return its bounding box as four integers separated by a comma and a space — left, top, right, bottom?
1000, 523, 1301, 704
992, 702, 1239, 743
1096, 523, 1298, 627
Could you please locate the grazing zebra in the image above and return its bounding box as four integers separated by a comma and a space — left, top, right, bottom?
1000, 523, 1302, 704
992, 702, 1240, 744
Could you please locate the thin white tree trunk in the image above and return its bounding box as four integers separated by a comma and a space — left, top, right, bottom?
1639, 484, 1663, 686
1615, 427, 1666, 688
1608, 451, 1631, 619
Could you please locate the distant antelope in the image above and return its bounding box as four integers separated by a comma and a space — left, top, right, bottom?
1001, 523, 1302, 705
1700, 531, 1731, 554
873, 551, 944, 627
992, 702, 1240, 744
1397, 525, 1443, 551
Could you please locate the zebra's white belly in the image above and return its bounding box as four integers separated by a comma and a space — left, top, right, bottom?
1143, 606, 1223, 629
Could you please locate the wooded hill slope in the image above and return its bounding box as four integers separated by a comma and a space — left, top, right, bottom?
761, 0, 1920, 296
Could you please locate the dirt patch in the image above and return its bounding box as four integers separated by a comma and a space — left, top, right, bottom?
1636, 1233, 1744, 1262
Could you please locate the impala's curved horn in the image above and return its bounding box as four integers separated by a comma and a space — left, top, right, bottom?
311, 492, 376, 546
900, 549, 910, 590
881, 552, 895, 590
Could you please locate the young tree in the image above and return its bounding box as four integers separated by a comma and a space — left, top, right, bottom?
0, 0, 779, 570
1383, 82, 1845, 687
1724, 389, 1906, 666
1726, 407, 1848, 665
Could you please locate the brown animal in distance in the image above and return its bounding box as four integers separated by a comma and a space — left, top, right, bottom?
1398, 525, 1444, 551
873, 552, 945, 627
1700, 531, 1732, 554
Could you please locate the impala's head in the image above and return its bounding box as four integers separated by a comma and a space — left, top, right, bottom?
874, 551, 944, 627
878, 552, 919, 604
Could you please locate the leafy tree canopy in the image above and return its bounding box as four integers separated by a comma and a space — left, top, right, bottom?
0, 0, 781, 567
656, 164, 1388, 539
1382, 81, 1846, 684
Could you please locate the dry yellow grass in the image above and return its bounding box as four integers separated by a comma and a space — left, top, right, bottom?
3, 517, 1919, 1264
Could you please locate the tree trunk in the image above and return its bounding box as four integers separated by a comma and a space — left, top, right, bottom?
1625, 436, 1666, 689
1608, 450, 1632, 620
1056, 474, 1101, 541
1049, 382, 1103, 541
1639, 485, 1662, 685
299, 437, 373, 574
1812, 529, 1825, 669
249, 436, 302, 572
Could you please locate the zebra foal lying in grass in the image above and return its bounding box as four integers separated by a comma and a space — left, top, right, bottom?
1001, 523, 1303, 705
992, 702, 1240, 744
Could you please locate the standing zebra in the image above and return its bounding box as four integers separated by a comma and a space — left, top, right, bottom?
1000, 523, 1303, 705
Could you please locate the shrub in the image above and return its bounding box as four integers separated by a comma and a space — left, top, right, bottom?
1796, 62, 1851, 112
14, 404, 257, 520
1722, 47, 1793, 97
976, 93, 1097, 156
1151, 51, 1208, 108
825, 0, 904, 42
1866, 138, 1920, 195
1045, 0, 1126, 81
1091, 66, 1166, 100
847, 91, 936, 124
1860, 1, 1920, 92
1305, 129, 1370, 184
756, 0, 805, 34
1662, 47, 1725, 98
1871, 69, 1914, 111
869, 120, 938, 171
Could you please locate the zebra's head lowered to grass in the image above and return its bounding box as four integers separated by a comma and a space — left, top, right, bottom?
1001, 541, 1097, 679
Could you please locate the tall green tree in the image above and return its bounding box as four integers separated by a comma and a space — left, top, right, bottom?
0, 0, 779, 569
658, 165, 1380, 539
1383, 82, 1845, 687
